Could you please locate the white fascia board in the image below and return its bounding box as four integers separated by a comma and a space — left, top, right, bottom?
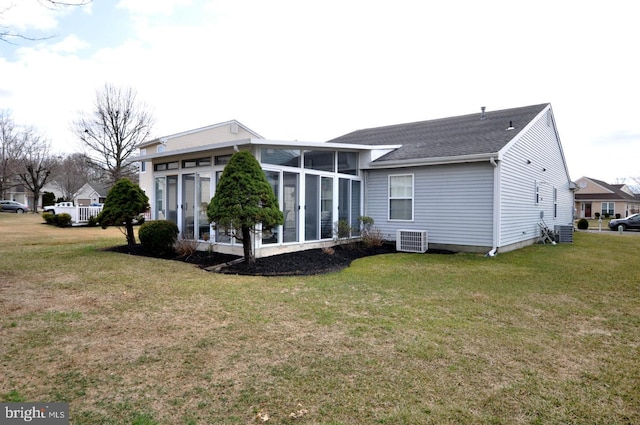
137, 138, 254, 160
136, 138, 401, 161
363, 153, 498, 169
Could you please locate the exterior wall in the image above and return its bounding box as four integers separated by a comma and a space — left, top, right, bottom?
365, 162, 495, 251
498, 109, 574, 249
163, 124, 257, 151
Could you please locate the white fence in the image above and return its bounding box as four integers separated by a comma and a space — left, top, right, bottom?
49, 205, 103, 225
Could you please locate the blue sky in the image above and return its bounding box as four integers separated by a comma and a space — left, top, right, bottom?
1, 0, 639, 184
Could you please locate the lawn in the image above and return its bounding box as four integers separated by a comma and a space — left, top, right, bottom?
1, 214, 638, 424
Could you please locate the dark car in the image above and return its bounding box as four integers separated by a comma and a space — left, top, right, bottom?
0, 200, 31, 213
608, 213, 640, 231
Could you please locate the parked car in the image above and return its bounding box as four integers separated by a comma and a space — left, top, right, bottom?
608, 213, 640, 231
0, 200, 31, 213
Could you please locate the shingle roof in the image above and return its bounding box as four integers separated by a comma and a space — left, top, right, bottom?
328, 103, 550, 162
575, 177, 640, 202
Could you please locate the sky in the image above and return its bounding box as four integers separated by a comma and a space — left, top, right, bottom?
1, 0, 639, 185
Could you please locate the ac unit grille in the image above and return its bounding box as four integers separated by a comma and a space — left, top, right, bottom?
554, 225, 573, 243
396, 230, 428, 253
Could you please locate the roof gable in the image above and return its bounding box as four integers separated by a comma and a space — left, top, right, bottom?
328, 104, 550, 163
139, 120, 263, 149
575, 176, 640, 202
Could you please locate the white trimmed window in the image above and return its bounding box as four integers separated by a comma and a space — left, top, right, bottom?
389, 174, 413, 220
601, 202, 614, 216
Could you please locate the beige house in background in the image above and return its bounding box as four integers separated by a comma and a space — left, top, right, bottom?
574, 176, 640, 218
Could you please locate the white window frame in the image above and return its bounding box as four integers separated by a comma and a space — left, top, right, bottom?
601, 202, 614, 216
388, 174, 414, 221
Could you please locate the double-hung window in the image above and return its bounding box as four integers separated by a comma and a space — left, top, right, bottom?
389, 174, 413, 220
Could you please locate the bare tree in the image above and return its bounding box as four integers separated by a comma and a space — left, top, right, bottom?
16, 128, 58, 213
0, 111, 27, 199
50, 152, 95, 201
71, 83, 154, 186
1, 1, 92, 44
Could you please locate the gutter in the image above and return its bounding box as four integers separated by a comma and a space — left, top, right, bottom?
486, 156, 500, 257
363, 152, 498, 169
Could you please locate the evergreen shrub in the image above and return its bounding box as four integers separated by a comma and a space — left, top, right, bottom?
139, 220, 179, 255
577, 218, 589, 230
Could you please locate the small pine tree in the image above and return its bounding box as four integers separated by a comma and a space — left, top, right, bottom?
97, 178, 149, 250
207, 151, 284, 263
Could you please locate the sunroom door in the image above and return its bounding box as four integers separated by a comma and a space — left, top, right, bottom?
182, 174, 196, 239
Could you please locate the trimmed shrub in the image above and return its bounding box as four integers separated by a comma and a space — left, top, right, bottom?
87, 215, 98, 227
56, 213, 72, 228
139, 220, 179, 256
577, 218, 589, 230
42, 212, 55, 225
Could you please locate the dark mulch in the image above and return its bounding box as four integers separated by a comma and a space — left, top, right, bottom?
103, 243, 399, 276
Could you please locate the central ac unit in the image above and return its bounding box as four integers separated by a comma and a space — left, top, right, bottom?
396, 229, 428, 253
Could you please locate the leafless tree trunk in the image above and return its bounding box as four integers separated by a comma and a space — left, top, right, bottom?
71, 83, 154, 186
0, 111, 27, 199
16, 129, 58, 213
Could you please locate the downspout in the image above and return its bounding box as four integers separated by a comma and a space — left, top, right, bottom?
486, 156, 500, 257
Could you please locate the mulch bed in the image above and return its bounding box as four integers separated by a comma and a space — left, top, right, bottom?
103, 243, 398, 276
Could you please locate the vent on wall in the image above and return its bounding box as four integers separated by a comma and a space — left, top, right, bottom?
396, 230, 428, 253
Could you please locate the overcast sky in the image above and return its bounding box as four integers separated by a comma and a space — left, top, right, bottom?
1, 0, 638, 184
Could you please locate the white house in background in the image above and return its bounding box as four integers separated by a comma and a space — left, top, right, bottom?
40, 182, 109, 208
137, 103, 575, 257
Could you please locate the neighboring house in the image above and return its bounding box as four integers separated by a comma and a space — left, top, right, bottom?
1, 184, 30, 207
75, 182, 109, 206
40, 181, 110, 207
137, 103, 575, 257
574, 177, 640, 218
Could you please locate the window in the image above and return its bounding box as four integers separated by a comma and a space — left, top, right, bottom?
389, 174, 413, 220
154, 161, 179, 171
215, 154, 232, 166
261, 149, 300, 167
183, 157, 212, 168
140, 161, 146, 173
338, 152, 358, 175
601, 202, 614, 216
157, 144, 165, 153
304, 150, 334, 172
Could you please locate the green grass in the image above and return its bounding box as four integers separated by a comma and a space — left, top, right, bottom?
1, 213, 639, 424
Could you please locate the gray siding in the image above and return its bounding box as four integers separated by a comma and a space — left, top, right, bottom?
499, 109, 574, 247
366, 163, 494, 248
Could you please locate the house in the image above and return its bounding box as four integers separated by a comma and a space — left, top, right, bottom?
574, 177, 640, 218
40, 181, 109, 207
74, 182, 109, 206
137, 103, 575, 257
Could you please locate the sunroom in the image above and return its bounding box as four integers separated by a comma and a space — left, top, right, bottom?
139, 138, 398, 258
